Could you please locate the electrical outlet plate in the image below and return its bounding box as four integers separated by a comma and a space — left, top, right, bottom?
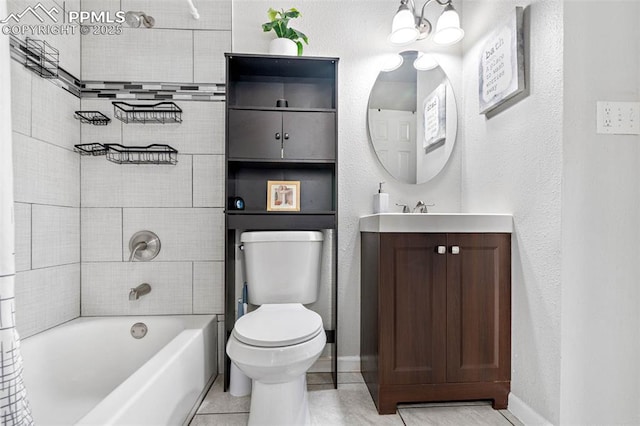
596, 101, 640, 135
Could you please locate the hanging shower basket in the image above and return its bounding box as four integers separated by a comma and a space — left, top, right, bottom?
74, 143, 108, 156
112, 102, 182, 124
104, 144, 178, 165
24, 38, 59, 79
74, 111, 111, 126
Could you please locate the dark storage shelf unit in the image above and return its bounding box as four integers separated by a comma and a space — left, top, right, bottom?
224, 53, 339, 391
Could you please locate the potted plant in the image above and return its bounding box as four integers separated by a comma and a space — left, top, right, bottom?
262, 7, 308, 56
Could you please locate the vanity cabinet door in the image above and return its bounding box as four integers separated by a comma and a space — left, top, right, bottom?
445, 233, 511, 383
379, 233, 448, 385
228, 110, 283, 159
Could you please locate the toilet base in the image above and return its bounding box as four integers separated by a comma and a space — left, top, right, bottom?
248, 375, 310, 426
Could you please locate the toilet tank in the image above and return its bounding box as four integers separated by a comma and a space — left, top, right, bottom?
241, 231, 324, 305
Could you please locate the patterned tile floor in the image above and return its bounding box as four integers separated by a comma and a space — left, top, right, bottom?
190, 374, 523, 426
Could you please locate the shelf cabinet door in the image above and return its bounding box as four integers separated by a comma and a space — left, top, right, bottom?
379, 233, 447, 385
228, 110, 283, 159
445, 233, 511, 383
282, 112, 335, 160
229, 110, 336, 161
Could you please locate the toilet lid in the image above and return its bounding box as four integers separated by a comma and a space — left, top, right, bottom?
233, 304, 324, 347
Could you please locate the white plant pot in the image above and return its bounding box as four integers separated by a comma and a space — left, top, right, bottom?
269, 38, 298, 56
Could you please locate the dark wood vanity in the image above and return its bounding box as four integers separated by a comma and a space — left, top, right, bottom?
360, 228, 511, 414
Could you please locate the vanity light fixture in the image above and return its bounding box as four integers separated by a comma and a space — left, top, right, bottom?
389, 0, 464, 46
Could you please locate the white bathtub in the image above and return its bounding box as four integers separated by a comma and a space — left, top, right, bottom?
20, 315, 217, 425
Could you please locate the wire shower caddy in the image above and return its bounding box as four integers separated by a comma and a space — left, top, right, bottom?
112, 102, 183, 124
24, 38, 59, 78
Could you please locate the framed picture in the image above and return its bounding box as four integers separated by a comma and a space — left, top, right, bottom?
266, 180, 300, 212
478, 6, 526, 114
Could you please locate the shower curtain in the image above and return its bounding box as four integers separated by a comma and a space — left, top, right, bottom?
0, 2, 34, 424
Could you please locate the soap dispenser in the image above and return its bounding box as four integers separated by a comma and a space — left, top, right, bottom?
373, 182, 389, 214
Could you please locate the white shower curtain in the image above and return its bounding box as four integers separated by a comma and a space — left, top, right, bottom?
0, 1, 34, 423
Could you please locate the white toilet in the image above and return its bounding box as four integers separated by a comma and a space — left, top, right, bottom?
226, 231, 326, 426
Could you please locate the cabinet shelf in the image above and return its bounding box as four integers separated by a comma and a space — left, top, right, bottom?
227, 158, 336, 166
229, 106, 336, 113
227, 212, 336, 230
227, 210, 336, 216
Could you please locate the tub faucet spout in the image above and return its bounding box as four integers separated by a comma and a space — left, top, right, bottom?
129, 283, 151, 301
129, 241, 147, 262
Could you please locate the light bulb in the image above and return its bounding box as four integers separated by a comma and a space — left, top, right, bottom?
433, 4, 464, 45
389, 6, 419, 45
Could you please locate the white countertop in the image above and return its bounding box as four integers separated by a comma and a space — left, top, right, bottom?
359, 213, 513, 233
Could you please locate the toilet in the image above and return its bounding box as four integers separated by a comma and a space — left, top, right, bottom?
226, 231, 326, 426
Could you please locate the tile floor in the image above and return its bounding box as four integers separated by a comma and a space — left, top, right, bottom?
190, 373, 523, 426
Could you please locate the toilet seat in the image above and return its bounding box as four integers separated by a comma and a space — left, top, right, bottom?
233, 304, 323, 347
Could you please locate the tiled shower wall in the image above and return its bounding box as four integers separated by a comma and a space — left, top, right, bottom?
11, 0, 230, 339
79, 0, 230, 317
10, 0, 82, 338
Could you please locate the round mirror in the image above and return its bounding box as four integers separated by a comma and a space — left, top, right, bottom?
367, 51, 457, 184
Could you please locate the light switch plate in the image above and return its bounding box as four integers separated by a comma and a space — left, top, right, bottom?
597, 101, 640, 135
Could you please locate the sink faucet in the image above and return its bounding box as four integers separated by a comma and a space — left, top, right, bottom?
129, 283, 151, 300
413, 201, 435, 213
395, 203, 410, 213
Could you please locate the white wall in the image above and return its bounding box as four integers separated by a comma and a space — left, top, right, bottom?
561, 2, 640, 424
460, 1, 563, 424
232, 0, 463, 368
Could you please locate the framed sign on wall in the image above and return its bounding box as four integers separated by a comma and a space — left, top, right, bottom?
479, 6, 526, 115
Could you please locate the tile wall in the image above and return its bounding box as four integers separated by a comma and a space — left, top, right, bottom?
10, 0, 231, 340
10, 0, 82, 338
78, 0, 230, 326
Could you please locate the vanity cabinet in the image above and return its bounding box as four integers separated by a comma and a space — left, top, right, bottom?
361, 232, 511, 414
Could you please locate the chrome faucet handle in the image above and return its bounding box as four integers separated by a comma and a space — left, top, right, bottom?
413, 201, 435, 213
395, 203, 410, 213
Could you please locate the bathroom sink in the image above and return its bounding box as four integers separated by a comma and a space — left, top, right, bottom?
359, 213, 513, 233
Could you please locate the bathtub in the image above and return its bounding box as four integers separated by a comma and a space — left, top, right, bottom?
20, 315, 217, 425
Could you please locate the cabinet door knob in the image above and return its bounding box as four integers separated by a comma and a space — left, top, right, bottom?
284, 133, 290, 140
275, 132, 281, 140
437, 246, 446, 255
451, 246, 460, 255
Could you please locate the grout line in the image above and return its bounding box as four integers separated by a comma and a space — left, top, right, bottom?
121, 208, 125, 262
397, 408, 408, 426
29, 203, 33, 270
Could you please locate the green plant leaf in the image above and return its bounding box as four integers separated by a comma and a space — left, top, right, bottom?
267, 8, 278, 21
284, 8, 301, 19
262, 21, 276, 32
296, 40, 303, 56
290, 29, 308, 44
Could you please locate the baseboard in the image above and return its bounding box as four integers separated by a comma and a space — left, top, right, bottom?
508, 393, 553, 426
337, 355, 360, 372
309, 355, 361, 373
